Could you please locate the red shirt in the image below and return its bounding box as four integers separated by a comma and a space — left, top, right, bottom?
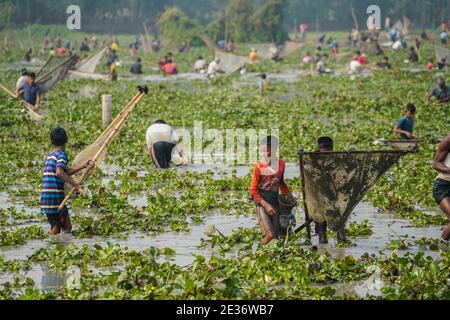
163, 63, 177, 75
250, 159, 290, 204
158, 59, 166, 70
56, 47, 66, 56
357, 55, 367, 65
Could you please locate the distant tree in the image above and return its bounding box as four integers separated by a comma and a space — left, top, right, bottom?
157, 6, 202, 45
249, 0, 288, 43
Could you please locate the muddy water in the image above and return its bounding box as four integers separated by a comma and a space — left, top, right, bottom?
0, 162, 447, 295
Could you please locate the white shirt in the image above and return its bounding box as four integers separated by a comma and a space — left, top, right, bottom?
16, 76, 28, 90
146, 124, 178, 149
195, 59, 206, 71
350, 60, 361, 73
392, 41, 402, 51
208, 61, 220, 75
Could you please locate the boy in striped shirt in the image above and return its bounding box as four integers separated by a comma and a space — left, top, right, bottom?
41, 128, 90, 235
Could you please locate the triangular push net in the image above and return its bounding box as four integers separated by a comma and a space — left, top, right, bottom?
76, 47, 107, 74
36, 56, 67, 78
200, 35, 219, 51
61, 86, 149, 208
300, 150, 409, 231
284, 41, 303, 56
36, 55, 77, 94
248, 43, 277, 59
435, 45, 450, 62
215, 51, 249, 74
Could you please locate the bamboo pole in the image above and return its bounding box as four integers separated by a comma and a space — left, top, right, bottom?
37, 55, 74, 83
58, 86, 149, 211
350, 0, 360, 31
37, 56, 53, 77
0, 83, 42, 122
294, 150, 312, 239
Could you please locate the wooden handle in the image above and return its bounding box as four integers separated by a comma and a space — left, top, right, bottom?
58, 87, 148, 211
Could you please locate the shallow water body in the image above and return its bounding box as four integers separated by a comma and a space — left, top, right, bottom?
0, 163, 447, 296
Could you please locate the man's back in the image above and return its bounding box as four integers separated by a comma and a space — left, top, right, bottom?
146, 124, 177, 146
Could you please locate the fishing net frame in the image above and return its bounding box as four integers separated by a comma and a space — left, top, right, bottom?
295, 149, 414, 237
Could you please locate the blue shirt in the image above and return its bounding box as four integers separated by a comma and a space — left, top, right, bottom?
40, 150, 68, 215
397, 116, 414, 139
20, 82, 40, 105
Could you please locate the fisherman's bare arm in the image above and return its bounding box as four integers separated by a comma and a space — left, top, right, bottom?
56, 167, 83, 191
432, 136, 450, 174
66, 161, 91, 176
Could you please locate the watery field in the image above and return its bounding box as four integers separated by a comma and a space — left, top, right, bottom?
0, 27, 449, 300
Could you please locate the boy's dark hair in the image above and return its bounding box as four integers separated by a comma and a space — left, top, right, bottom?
356, 50, 361, 55
198, 56, 203, 59
318, 136, 334, 150
261, 74, 267, 80
137, 58, 141, 62
260, 136, 279, 149
21, 69, 28, 76
383, 56, 389, 61
51, 128, 68, 146
154, 119, 167, 125
28, 72, 36, 80
406, 103, 416, 114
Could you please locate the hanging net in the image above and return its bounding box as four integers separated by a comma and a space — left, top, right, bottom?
284, 41, 303, 56
248, 43, 277, 59
435, 45, 450, 62
76, 47, 107, 74
36, 56, 68, 78
36, 55, 77, 94
62, 86, 149, 205
300, 150, 409, 231
200, 35, 219, 51
215, 51, 249, 74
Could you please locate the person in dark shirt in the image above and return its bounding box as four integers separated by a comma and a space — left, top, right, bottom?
15, 72, 40, 109
428, 77, 450, 105
408, 47, 419, 63
377, 56, 392, 69
394, 104, 416, 140
130, 58, 143, 74
24, 48, 32, 62
437, 58, 447, 70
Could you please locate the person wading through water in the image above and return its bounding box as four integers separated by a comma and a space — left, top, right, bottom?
394, 103, 416, 140
250, 136, 293, 245
15, 72, 40, 109
145, 120, 187, 169
432, 134, 450, 241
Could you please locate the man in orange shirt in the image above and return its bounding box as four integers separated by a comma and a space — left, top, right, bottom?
250, 136, 292, 245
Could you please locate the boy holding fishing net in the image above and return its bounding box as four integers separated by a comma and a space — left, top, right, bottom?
250, 136, 295, 245
40, 128, 90, 235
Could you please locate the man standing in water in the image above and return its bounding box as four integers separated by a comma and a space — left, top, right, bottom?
432, 134, 450, 241
15, 72, 40, 109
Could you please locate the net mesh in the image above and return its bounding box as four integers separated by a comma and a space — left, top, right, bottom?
284, 41, 303, 55
36, 56, 77, 94
435, 45, 450, 62
301, 151, 406, 231
68, 95, 140, 187
76, 47, 107, 74
248, 43, 277, 59
36, 56, 67, 78
215, 51, 249, 74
